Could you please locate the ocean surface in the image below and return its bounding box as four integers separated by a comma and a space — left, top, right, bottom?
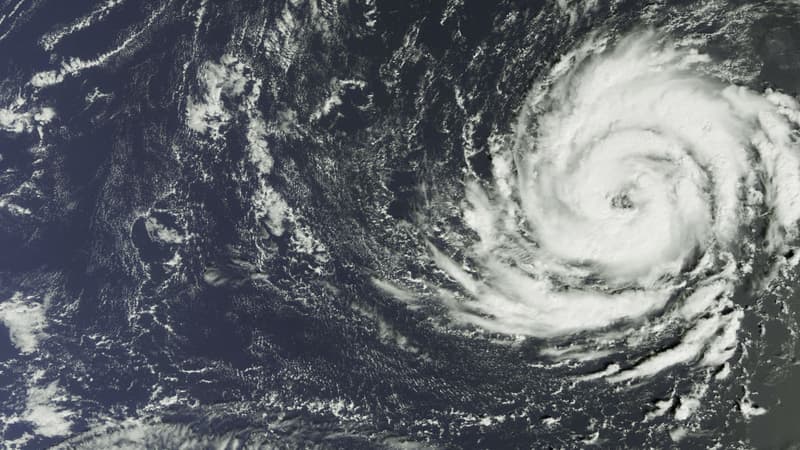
1, 1, 800, 448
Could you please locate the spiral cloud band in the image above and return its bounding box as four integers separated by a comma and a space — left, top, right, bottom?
432, 31, 800, 382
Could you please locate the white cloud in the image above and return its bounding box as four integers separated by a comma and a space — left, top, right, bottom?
39, 0, 126, 51
0, 293, 47, 354
0, 98, 55, 134
145, 217, 185, 244
24, 381, 73, 437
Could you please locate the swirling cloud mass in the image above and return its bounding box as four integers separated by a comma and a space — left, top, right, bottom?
433, 31, 800, 382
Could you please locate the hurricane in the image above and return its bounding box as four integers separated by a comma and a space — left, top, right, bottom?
429, 30, 800, 384
1, 0, 800, 448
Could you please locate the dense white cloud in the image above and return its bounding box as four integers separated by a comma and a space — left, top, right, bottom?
0, 98, 54, 134
0, 293, 47, 354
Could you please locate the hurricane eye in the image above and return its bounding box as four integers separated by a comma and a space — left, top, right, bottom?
610, 192, 635, 209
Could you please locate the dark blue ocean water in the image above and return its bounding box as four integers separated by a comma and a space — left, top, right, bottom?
0, 1, 798, 448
